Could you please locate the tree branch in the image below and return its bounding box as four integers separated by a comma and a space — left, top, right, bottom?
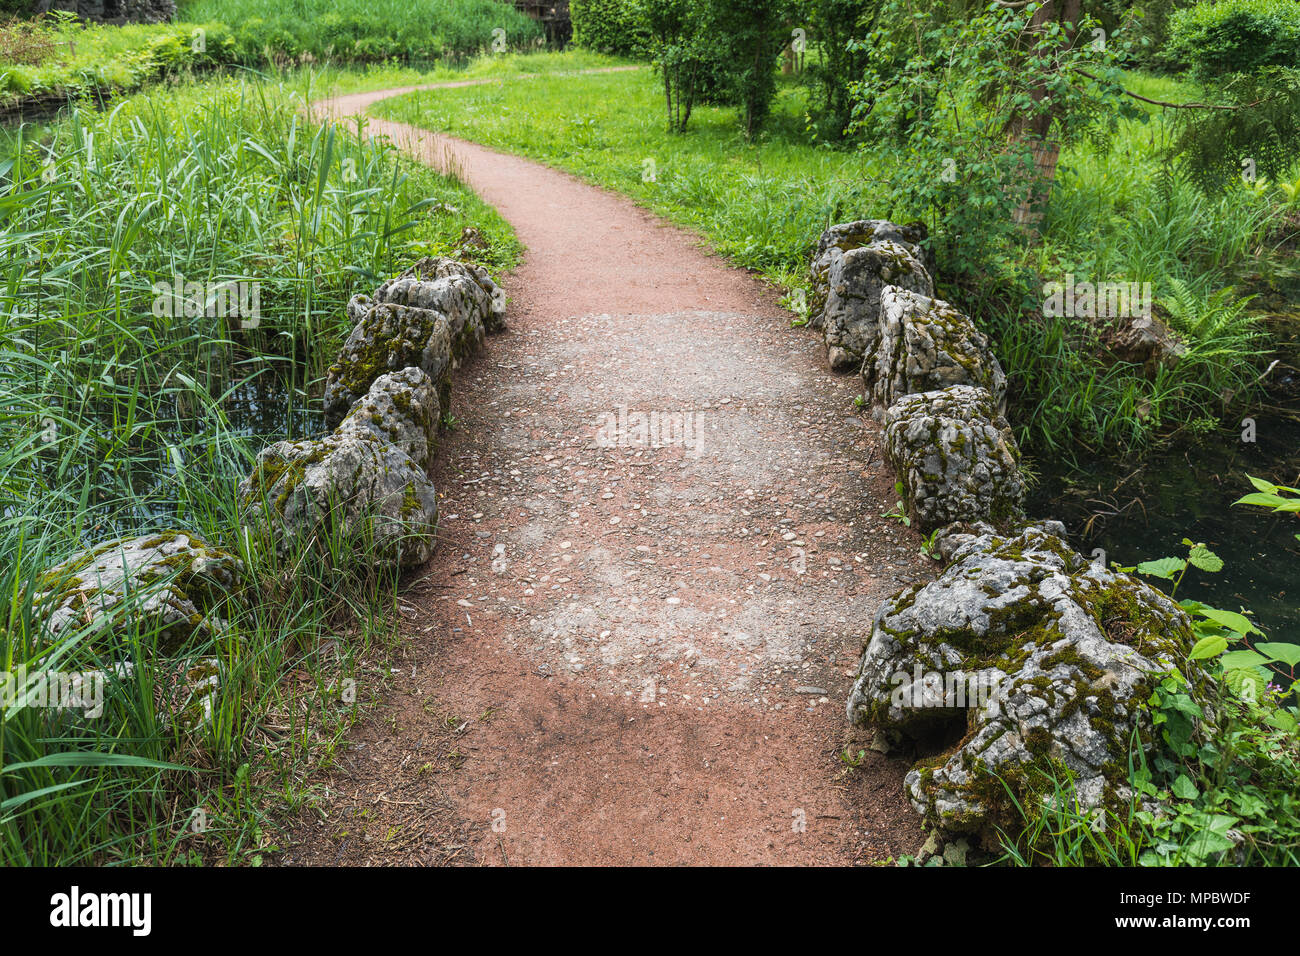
1074, 70, 1274, 111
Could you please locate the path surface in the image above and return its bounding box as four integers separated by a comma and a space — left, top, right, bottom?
285, 82, 931, 865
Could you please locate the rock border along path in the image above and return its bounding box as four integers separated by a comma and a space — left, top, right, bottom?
287, 77, 930, 865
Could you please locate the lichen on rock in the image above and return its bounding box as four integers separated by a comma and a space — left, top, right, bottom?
33, 531, 243, 653
821, 240, 934, 371
808, 219, 929, 326
335, 366, 441, 472
322, 300, 456, 430
845, 524, 1197, 841
375, 256, 506, 333
883, 385, 1025, 532
237, 430, 438, 571
867, 287, 1007, 412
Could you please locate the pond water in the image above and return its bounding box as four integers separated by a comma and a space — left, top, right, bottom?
1032, 415, 1300, 642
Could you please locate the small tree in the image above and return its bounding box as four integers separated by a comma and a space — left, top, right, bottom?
644, 0, 711, 132
709, 0, 797, 139
646, 0, 794, 138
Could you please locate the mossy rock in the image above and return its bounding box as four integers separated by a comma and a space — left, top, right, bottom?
33, 531, 243, 654
845, 524, 1199, 845
883, 385, 1025, 533
867, 288, 1007, 413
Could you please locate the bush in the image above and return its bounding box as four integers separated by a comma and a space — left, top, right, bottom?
801, 0, 881, 142
1166, 0, 1300, 78
570, 0, 649, 56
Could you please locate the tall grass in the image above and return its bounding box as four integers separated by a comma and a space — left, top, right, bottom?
0, 76, 517, 864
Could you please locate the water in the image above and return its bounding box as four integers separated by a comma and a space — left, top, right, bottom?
1032, 416, 1300, 642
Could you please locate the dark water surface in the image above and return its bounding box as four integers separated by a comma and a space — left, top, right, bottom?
1032, 415, 1300, 642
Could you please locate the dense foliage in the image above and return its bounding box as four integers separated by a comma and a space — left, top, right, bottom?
570, 0, 649, 56
0, 77, 516, 863
1165, 0, 1300, 79
0, 0, 544, 104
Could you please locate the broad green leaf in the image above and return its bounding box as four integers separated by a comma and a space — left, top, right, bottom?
1220, 649, 1268, 669
1223, 666, 1270, 701
1198, 608, 1261, 636
1135, 556, 1185, 580
1171, 774, 1199, 800
1189, 635, 1228, 660
1187, 546, 1223, 573
1257, 643, 1300, 667
1233, 492, 1284, 507
1266, 709, 1299, 733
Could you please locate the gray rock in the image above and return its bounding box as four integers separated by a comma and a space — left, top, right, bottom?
237, 432, 438, 571
867, 288, 1007, 412
809, 219, 929, 326
883, 385, 1025, 532
845, 525, 1196, 839
322, 301, 455, 430
33, 531, 242, 652
375, 256, 506, 333
822, 240, 934, 371
1101, 314, 1188, 374
335, 366, 441, 471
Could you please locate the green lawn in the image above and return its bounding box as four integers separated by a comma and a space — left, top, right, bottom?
375, 66, 886, 294
373, 64, 1296, 458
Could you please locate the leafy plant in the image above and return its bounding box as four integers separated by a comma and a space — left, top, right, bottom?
1235, 475, 1300, 543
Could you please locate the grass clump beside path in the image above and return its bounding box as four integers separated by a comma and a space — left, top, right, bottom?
0, 75, 517, 864
373, 66, 1298, 461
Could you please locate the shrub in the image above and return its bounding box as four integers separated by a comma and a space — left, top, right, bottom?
570, 0, 649, 56
1166, 0, 1300, 79
801, 0, 881, 142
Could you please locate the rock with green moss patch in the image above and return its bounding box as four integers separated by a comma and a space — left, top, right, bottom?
867, 288, 1007, 412
33, 531, 242, 653
335, 366, 441, 471
822, 240, 934, 371
846, 525, 1196, 841
323, 300, 455, 429
809, 219, 928, 326
374, 256, 505, 333
237, 433, 438, 570
884, 385, 1025, 532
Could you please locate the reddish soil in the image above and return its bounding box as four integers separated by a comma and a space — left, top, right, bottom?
284, 82, 931, 865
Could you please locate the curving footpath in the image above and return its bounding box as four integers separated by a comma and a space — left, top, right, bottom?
284, 78, 931, 865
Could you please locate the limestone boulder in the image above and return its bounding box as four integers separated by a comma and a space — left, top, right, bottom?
237, 432, 438, 571
809, 219, 929, 325
867, 288, 1007, 411
822, 240, 933, 371
33, 532, 242, 652
322, 300, 455, 430
883, 385, 1025, 532
846, 525, 1197, 839
335, 366, 441, 471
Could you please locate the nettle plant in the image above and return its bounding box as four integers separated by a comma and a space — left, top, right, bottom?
1115, 480, 1300, 865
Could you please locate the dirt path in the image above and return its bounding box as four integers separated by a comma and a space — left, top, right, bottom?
285, 80, 931, 865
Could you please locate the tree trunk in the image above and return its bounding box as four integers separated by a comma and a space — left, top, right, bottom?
1005, 0, 1081, 234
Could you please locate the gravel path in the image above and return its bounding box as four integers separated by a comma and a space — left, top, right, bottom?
284, 79, 931, 865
